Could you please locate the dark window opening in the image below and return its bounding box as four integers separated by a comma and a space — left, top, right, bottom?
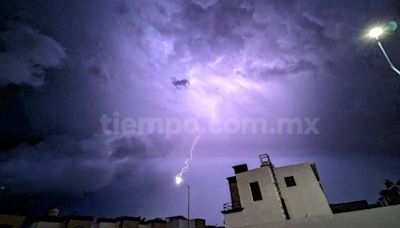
285, 176, 296, 187
250, 182, 263, 201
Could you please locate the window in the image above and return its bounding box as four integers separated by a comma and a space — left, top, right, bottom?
285, 176, 296, 187
250, 181, 263, 201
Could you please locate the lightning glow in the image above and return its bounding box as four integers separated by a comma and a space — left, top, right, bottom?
175, 175, 183, 185
175, 130, 202, 185
175, 64, 257, 184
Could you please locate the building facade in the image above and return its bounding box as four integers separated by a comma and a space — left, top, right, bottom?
378, 180, 400, 206
0, 211, 207, 228
222, 154, 400, 228
222, 154, 332, 228
0, 213, 26, 228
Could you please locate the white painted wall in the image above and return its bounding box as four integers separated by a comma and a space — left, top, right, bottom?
275, 163, 332, 219
224, 163, 333, 228
225, 166, 285, 228
97, 222, 117, 228
239, 205, 400, 228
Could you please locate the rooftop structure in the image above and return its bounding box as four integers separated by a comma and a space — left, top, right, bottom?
222, 154, 332, 227
222, 154, 400, 228
0, 209, 209, 228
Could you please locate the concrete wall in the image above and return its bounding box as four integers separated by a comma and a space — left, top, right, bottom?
192, 219, 205, 228
30, 221, 63, 228
166, 219, 188, 228
118, 220, 140, 228
224, 163, 333, 228
239, 205, 400, 228
0, 214, 26, 228
97, 222, 117, 228
147, 222, 166, 228
225, 166, 285, 228
0, 214, 203, 228
166, 218, 204, 228
167, 219, 180, 228
275, 163, 332, 219
65, 219, 92, 228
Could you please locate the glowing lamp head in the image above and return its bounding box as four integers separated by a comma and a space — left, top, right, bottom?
368, 27, 384, 39
175, 175, 183, 185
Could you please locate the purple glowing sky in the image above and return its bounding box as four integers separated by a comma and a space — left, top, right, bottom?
0, 0, 400, 225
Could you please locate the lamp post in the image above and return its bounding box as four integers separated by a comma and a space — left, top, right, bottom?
186, 183, 190, 228
176, 176, 190, 228
368, 26, 400, 76
0, 186, 5, 207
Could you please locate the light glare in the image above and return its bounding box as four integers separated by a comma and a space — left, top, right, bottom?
175, 175, 183, 185
368, 27, 383, 39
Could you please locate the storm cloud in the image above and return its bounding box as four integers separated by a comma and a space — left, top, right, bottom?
0, 22, 65, 87
0, 0, 399, 225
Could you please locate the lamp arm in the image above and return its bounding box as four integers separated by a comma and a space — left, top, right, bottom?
377, 40, 400, 76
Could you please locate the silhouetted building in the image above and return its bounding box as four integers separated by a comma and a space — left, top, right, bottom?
116, 216, 141, 228
0, 210, 210, 228
330, 200, 369, 213
145, 218, 167, 228
166, 216, 205, 228
0, 213, 26, 228
64, 215, 94, 228
378, 180, 400, 206
30, 216, 63, 228
96, 218, 117, 228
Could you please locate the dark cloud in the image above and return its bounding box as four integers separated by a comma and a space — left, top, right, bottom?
0, 134, 166, 191
0, 22, 66, 87
0, 133, 173, 217
0, 0, 400, 225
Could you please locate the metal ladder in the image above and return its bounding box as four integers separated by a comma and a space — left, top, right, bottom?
259, 154, 290, 220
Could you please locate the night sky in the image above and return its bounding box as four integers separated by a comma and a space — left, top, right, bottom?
0, 0, 400, 226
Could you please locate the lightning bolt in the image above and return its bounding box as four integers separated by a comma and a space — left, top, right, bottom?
176, 130, 202, 182
175, 75, 217, 184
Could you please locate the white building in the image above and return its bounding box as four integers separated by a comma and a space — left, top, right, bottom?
166, 216, 205, 228
222, 154, 332, 228
30, 217, 63, 228
222, 154, 400, 228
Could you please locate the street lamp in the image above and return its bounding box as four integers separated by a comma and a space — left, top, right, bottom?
368, 26, 400, 76
368, 27, 384, 39
175, 175, 190, 228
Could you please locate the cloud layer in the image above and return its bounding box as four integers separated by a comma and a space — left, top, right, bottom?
0, 0, 400, 224
0, 22, 66, 87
